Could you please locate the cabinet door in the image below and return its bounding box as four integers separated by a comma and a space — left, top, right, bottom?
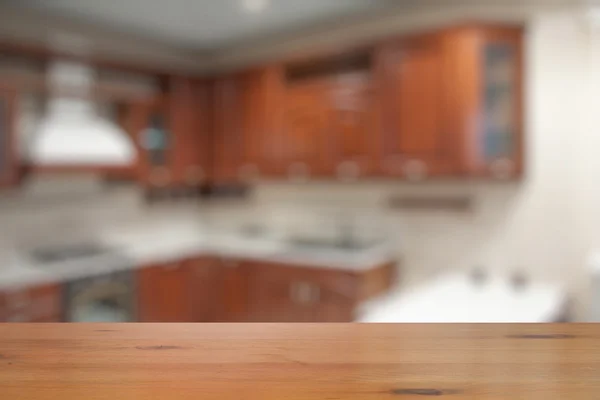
379, 35, 456, 179
213, 67, 284, 184
0, 86, 16, 187
186, 257, 223, 322
169, 78, 211, 186
130, 97, 174, 188
329, 76, 378, 180
246, 263, 357, 322
137, 262, 192, 322
213, 76, 245, 183
283, 81, 331, 180
218, 258, 251, 322
474, 28, 523, 179
242, 66, 285, 179
248, 275, 319, 322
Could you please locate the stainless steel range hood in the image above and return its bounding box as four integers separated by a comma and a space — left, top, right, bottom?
28, 61, 135, 166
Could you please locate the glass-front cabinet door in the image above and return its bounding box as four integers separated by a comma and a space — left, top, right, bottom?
0, 86, 16, 187
477, 29, 523, 179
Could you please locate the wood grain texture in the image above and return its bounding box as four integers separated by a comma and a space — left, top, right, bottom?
1, 324, 598, 399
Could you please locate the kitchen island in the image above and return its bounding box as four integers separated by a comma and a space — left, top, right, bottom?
1, 324, 598, 399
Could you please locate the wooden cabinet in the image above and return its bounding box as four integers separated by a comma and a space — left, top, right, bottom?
0, 86, 17, 188
0, 284, 62, 322
216, 258, 252, 322
448, 26, 524, 179
246, 261, 396, 322
137, 261, 193, 322
377, 33, 457, 179
212, 66, 284, 184
137, 257, 225, 322
328, 75, 379, 179
376, 25, 523, 180
169, 78, 211, 186
122, 77, 211, 189
186, 257, 224, 322
245, 262, 389, 322
282, 80, 331, 180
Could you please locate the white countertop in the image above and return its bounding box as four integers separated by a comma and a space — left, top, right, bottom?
0, 229, 395, 290
358, 272, 568, 323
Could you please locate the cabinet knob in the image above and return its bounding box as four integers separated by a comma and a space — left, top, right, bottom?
288, 163, 310, 183
336, 161, 360, 182
490, 158, 514, 180
238, 164, 260, 183
185, 165, 205, 185
403, 159, 427, 181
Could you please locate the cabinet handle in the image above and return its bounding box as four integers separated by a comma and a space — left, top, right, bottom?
185, 165, 205, 185
490, 158, 514, 180
238, 164, 259, 182
336, 161, 360, 182
287, 163, 310, 183
402, 159, 427, 181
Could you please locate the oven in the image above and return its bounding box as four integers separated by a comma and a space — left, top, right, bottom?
64, 270, 136, 322
26, 242, 137, 322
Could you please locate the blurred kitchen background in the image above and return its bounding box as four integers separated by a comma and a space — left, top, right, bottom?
0, 0, 598, 323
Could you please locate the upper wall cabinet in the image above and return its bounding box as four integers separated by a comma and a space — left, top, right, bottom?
377, 34, 455, 180
212, 66, 285, 184
283, 80, 331, 180
0, 85, 16, 188
280, 52, 377, 181
452, 26, 524, 179
376, 24, 523, 181
168, 77, 211, 186
122, 77, 211, 190
212, 75, 242, 184
328, 74, 379, 180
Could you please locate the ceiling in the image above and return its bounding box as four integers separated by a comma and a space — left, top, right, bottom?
10, 0, 398, 50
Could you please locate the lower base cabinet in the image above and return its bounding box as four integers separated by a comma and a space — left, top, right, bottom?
0, 284, 62, 322
245, 262, 357, 322
137, 257, 223, 322
136, 257, 396, 323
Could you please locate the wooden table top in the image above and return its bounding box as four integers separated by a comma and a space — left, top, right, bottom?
1, 324, 599, 399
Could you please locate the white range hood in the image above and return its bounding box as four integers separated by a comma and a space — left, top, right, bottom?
28, 61, 135, 166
